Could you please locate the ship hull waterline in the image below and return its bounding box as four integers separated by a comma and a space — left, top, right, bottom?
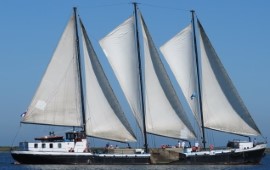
11, 147, 265, 165
11, 151, 151, 165
176, 147, 266, 165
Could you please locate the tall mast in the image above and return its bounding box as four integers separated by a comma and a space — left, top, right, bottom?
73, 7, 86, 132
132, 2, 148, 153
191, 10, 206, 149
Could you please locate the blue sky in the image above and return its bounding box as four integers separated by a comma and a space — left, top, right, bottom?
0, 0, 269, 148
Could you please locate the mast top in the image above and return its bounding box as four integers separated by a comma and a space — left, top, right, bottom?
132, 2, 140, 5
73, 7, 77, 14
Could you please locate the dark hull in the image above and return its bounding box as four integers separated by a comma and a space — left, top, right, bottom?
12, 153, 91, 164
176, 148, 266, 165
89, 155, 150, 165
11, 152, 150, 165
11, 147, 265, 165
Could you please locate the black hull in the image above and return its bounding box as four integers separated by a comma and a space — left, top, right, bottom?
11, 152, 150, 165
11, 147, 265, 165
12, 153, 91, 165
176, 148, 266, 165
89, 155, 150, 165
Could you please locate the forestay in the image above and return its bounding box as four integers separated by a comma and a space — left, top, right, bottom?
80, 19, 136, 142
22, 13, 82, 127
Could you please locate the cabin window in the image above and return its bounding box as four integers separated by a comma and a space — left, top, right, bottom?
58, 143, 62, 148
50, 143, 53, 148
34, 143, 38, 148
42, 143, 46, 148
66, 133, 75, 141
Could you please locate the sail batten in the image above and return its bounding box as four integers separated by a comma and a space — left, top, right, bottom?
140, 13, 196, 140
80, 19, 136, 142
22, 12, 82, 127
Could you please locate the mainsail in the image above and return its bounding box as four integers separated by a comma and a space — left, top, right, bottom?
197, 20, 261, 136
99, 17, 144, 131
80, 19, 136, 142
139, 13, 196, 139
22, 12, 82, 127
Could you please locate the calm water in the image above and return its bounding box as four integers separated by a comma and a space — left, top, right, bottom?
1, 152, 269, 170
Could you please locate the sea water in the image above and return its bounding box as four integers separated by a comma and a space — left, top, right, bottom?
1, 152, 269, 170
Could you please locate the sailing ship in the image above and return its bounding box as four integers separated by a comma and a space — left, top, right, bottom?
11, 3, 266, 165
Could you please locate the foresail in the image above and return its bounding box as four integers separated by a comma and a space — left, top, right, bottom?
99, 17, 144, 132
140, 13, 196, 140
197, 20, 261, 136
160, 24, 200, 123
22, 12, 82, 127
80, 19, 136, 142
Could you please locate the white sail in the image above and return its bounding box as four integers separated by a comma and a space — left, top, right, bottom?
22, 12, 82, 127
99, 17, 144, 131
140, 13, 196, 139
80, 19, 136, 142
160, 24, 200, 122
197, 20, 261, 136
